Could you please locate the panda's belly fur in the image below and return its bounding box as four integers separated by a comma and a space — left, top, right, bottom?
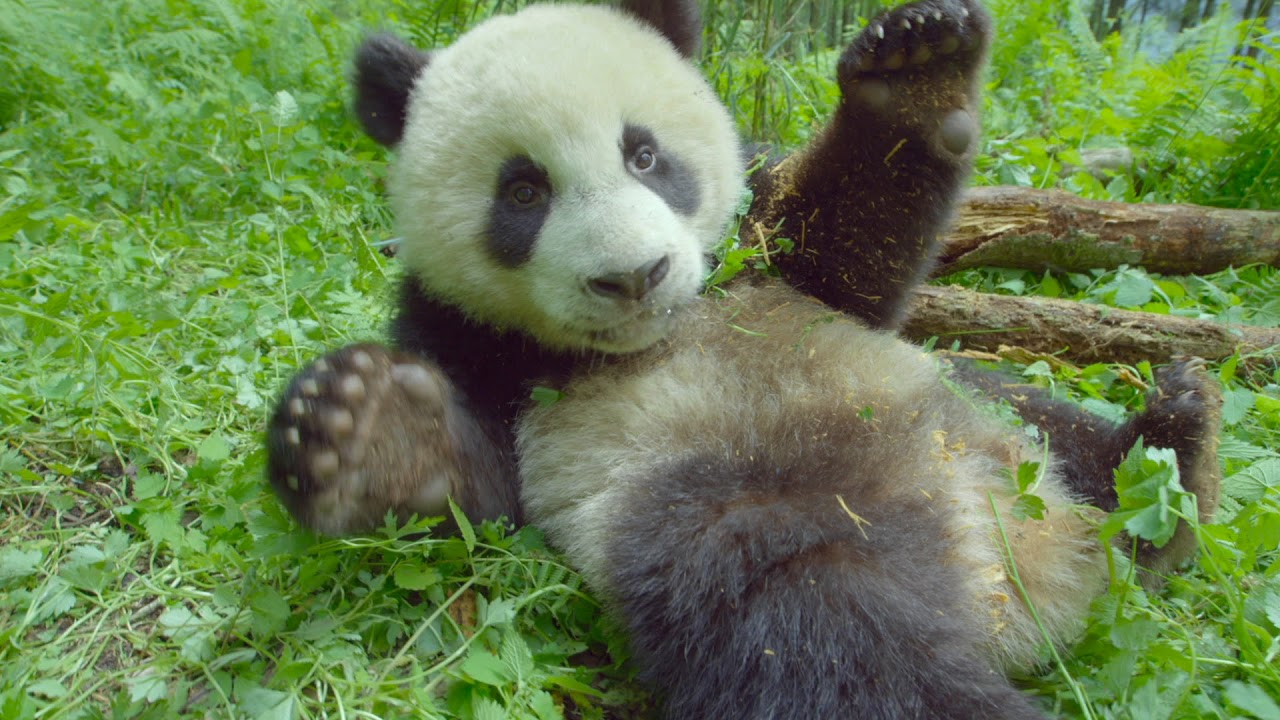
518, 281, 1107, 674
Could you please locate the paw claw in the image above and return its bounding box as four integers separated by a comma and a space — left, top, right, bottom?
838, 0, 989, 109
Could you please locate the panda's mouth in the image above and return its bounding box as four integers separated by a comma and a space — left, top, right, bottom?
573, 306, 679, 353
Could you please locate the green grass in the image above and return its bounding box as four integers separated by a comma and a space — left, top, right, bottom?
1, 0, 1277, 718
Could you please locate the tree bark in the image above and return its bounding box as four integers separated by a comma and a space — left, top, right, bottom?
1105, 0, 1127, 34
933, 186, 1280, 277
903, 284, 1280, 365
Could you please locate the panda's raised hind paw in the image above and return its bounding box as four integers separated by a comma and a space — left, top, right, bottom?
266, 344, 485, 535
1127, 357, 1224, 577
1141, 357, 1223, 515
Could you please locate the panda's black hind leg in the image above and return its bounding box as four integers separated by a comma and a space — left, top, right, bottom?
1118, 358, 1223, 574
953, 357, 1222, 576
266, 344, 521, 535
749, 0, 990, 330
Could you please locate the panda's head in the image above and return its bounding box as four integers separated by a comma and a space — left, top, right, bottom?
355, 0, 743, 353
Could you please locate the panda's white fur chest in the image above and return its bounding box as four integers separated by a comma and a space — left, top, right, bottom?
389, 5, 743, 353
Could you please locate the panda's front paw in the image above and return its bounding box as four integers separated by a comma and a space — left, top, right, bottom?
266, 344, 465, 535
841, 0, 989, 82
837, 0, 990, 154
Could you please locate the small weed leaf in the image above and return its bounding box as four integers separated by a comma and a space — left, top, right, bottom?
449, 496, 477, 553
126, 673, 168, 704
270, 90, 299, 127
234, 686, 296, 720
1012, 493, 1048, 522
1100, 440, 1189, 548
1014, 461, 1042, 493
0, 448, 23, 474
1224, 458, 1280, 503
198, 434, 231, 464
132, 468, 166, 500
1223, 387, 1258, 425
530, 386, 564, 407
473, 697, 511, 720
462, 649, 511, 687
392, 563, 441, 591
1224, 681, 1280, 720
0, 547, 41, 582
500, 631, 535, 687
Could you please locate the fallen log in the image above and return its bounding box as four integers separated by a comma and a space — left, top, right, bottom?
935, 186, 1280, 277
903, 284, 1280, 365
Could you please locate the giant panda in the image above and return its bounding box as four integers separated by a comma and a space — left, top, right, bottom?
265, 0, 1223, 717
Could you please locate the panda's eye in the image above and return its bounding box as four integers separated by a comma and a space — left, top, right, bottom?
632, 147, 656, 172
508, 181, 544, 208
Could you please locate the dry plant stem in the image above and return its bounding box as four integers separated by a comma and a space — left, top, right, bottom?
904, 285, 1280, 364
934, 186, 1280, 277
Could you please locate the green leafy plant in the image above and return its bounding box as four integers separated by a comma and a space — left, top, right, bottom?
1, 0, 1276, 717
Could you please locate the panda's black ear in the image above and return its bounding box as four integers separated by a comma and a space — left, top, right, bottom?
619, 0, 702, 58
354, 34, 431, 147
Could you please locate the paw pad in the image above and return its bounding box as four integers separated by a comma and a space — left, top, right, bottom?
267, 344, 462, 535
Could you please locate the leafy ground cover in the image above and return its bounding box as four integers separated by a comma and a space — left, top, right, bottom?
1, 0, 1276, 717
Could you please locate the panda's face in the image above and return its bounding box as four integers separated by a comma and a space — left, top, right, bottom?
387, 5, 743, 353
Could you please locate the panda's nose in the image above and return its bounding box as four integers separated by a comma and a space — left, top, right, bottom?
587, 256, 670, 301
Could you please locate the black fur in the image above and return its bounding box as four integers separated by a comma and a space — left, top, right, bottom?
622, 124, 701, 216
948, 361, 1125, 508
604, 438, 1048, 719
949, 359, 1219, 513
487, 156, 554, 267
390, 277, 583, 429
265, 342, 525, 527
618, 0, 702, 58
749, 0, 990, 330
948, 357, 1222, 576
354, 34, 430, 146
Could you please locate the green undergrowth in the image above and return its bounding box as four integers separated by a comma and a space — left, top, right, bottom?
2, 0, 1277, 718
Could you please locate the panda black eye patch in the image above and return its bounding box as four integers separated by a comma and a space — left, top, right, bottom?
621, 124, 700, 216
486, 156, 553, 267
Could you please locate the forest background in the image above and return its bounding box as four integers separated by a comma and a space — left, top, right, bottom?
1, 0, 1278, 717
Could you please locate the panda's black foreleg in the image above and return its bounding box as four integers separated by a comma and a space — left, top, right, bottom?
951, 357, 1222, 576
266, 344, 522, 535
747, 0, 990, 330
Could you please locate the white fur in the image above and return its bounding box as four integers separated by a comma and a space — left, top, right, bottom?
391, 5, 743, 352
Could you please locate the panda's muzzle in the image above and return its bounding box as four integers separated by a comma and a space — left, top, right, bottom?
586, 255, 670, 302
